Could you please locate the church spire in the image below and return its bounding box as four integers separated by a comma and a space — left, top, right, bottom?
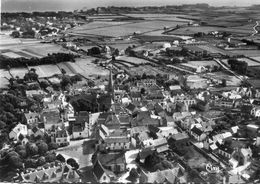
107, 57, 115, 100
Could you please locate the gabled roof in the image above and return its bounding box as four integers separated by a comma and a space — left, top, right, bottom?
143, 167, 179, 184
191, 126, 203, 136
170, 132, 189, 141
24, 112, 39, 120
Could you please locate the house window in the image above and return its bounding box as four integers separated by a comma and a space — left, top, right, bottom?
103, 175, 106, 180
79, 133, 81, 135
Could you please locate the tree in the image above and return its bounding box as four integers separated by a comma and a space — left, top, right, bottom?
222, 79, 227, 87
140, 88, 146, 95
17, 149, 27, 158
128, 168, 139, 182
37, 156, 46, 166
61, 68, 66, 75
15, 144, 26, 153
45, 152, 56, 162
88, 47, 101, 55
10, 31, 20, 38
67, 158, 79, 170
9, 156, 23, 169
37, 141, 48, 155
70, 75, 82, 83
0, 120, 6, 129
40, 81, 49, 89
60, 76, 72, 89
25, 158, 37, 168
56, 154, 66, 162
26, 143, 38, 156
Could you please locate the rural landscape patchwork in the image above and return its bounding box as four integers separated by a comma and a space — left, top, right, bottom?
1, 1, 260, 183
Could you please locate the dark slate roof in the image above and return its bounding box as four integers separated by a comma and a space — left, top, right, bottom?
218, 143, 234, 154
93, 160, 105, 180
139, 148, 153, 159
191, 126, 203, 136
125, 103, 136, 112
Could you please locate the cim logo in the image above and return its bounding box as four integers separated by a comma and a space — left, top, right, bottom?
206, 163, 220, 173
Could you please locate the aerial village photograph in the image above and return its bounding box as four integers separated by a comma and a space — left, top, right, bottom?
1, 0, 260, 183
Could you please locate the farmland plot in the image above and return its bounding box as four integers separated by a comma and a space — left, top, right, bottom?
29, 65, 61, 78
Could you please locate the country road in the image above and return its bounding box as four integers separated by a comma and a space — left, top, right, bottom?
252, 21, 259, 36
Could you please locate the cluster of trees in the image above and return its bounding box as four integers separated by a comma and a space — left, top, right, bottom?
0, 53, 79, 69
136, 151, 174, 172
0, 93, 25, 148
228, 58, 248, 75
0, 139, 59, 172
60, 74, 82, 90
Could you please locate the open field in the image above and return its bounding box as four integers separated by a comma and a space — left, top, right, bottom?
57, 62, 75, 75
29, 65, 61, 78
71, 21, 129, 31
0, 69, 11, 88
128, 65, 161, 76
222, 58, 260, 67
9, 68, 28, 78
228, 49, 260, 57
124, 14, 191, 21
251, 56, 260, 62
206, 71, 241, 86
72, 20, 188, 37
185, 147, 208, 169
184, 60, 220, 67
0, 35, 71, 58
167, 25, 254, 36
117, 56, 151, 65
64, 57, 109, 79
197, 45, 236, 57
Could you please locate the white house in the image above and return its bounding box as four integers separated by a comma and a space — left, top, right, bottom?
9, 123, 28, 141
55, 128, 70, 147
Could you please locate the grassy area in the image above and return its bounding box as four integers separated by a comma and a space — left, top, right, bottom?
184, 147, 208, 169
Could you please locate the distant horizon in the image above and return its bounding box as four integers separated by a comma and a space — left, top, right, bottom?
1, 0, 260, 13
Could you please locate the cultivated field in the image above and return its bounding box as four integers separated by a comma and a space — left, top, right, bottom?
128, 65, 162, 76
206, 71, 241, 86
117, 56, 151, 65
72, 20, 188, 37
229, 49, 260, 57
222, 58, 260, 67
167, 25, 254, 36
0, 35, 70, 58
185, 60, 220, 67
9, 68, 28, 78
251, 57, 260, 62
29, 65, 61, 78
65, 57, 109, 79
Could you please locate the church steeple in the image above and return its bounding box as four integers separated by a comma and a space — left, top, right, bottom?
107, 56, 115, 101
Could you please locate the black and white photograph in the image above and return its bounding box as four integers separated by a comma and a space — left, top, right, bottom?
1, 0, 260, 183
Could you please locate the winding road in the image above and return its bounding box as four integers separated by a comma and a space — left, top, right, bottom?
252, 21, 259, 36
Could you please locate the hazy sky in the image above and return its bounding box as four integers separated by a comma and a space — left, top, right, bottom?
1, 0, 260, 12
